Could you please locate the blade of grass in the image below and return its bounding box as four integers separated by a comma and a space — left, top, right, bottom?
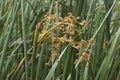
36, 43, 47, 80
45, 45, 69, 80
95, 25, 120, 80
104, 0, 113, 41
0, 0, 19, 75
21, 0, 29, 80
1, 41, 23, 79
92, 0, 117, 39
62, 46, 72, 80
30, 20, 39, 80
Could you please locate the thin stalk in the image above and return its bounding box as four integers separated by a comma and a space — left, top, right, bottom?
2, 42, 23, 79
36, 43, 47, 80
45, 45, 69, 80
30, 21, 39, 80
62, 46, 72, 80
104, 0, 113, 41
21, 0, 29, 80
95, 22, 120, 80
49, 0, 54, 13
55, 0, 59, 22
92, 0, 117, 39
0, 0, 3, 17
0, 12, 12, 70
0, 0, 18, 75
70, 48, 76, 80
75, 0, 84, 17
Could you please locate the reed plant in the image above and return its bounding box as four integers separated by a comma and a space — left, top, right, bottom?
0, 0, 120, 80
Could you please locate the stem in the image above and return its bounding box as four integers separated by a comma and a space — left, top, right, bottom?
21, 0, 29, 80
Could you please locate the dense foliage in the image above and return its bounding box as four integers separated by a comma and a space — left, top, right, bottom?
0, 0, 120, 80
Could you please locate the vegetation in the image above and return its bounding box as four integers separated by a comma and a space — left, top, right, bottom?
0, 0, 120, 80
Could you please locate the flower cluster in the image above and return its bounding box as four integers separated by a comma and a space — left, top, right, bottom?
35, 12, 93, 67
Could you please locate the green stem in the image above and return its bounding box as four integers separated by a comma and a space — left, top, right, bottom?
21, 0, 29, 80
